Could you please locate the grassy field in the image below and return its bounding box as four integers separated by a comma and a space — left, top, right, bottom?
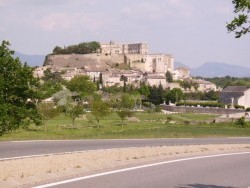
0, 112, 250, 141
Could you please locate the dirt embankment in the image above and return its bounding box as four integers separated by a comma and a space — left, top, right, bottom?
1, 144, 250, 188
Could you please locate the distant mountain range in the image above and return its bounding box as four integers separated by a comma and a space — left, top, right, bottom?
175, 61, 250, 78
14, 51, 45, 67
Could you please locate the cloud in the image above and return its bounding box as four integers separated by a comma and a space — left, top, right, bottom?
120, 0, 194, 23
36, 12, 104, 32
216, 5, 232, 15
0, 0, 8, 6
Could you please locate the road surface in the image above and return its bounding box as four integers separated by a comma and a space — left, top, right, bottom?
36, 152, 250, 188
1, 137, 250, 159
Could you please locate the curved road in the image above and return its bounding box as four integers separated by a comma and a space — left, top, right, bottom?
1, 137, 250, 159
35, 152, 250, 188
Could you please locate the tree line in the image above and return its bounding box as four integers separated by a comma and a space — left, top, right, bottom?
52, 41, 100, 55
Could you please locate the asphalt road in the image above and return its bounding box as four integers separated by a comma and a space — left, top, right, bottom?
39, 152, 250, 188
1, 137, 250, 159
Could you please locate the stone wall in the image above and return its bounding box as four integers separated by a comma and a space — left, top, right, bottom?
160, 105, 245, 115
43, 53, 125, 67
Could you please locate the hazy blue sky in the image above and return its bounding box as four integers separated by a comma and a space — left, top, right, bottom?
0, 0, 249, 68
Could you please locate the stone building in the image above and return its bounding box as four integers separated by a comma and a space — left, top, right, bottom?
219, 86, 250, 108
100, 41, 149, 55
195, 79, 217, 92
173, 67, 190, 80
127, 54, 174, 74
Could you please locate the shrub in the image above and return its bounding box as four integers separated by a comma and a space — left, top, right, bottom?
176, 101, 224, 108
154, 105, 162, 113
246, 107, 250, 112
235, 117, 247, 127
234, 105, 245, 109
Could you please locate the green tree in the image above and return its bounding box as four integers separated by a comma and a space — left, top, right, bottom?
52, 89, 85, 126
37, 103, 59, 132
66, 102, 85, 126
227, 0, 250, 38
67, 75, 96, 98
52, 41, 100, 54
117, 94, 135, 127
180, 80, 192, 90
149, 85, 164, 105
90, 95, 110, 127
36, 68, 64, 100
0, 41, 41, 135
165, 88, 184, 104
138, 82, 150, 99
165, 71, 173, 83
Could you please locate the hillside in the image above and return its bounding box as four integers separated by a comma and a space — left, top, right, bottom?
14, 52, 45, 67
190, 62, 250, 77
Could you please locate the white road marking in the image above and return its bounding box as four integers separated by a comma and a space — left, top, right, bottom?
33, 151, 250, 188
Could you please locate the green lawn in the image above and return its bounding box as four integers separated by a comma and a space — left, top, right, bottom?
0, 112, 250, 141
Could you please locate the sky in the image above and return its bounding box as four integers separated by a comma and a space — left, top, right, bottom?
0, 0, 249, 68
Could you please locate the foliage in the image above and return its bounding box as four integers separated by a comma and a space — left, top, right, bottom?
165, 71, 173, 83
165, 88, 184, 104
235, 116, 247, 127
90, 95, 110, 127
234, 104, 245, 109
227, 0, 250, 38
67, 75, 96, 98
117, 93, 135, 126
246, 107, 250, 111
37, 81, 63, 100
138, 82, 150, 99
176, 101, 224, 108
103, 84, 124, 93
36, 68, 65, 100
66, 102, 85, 126
154, 105, 162, 113
148, 85, 165, 105
180, 80, 192, 90
0, 41, 41, 135
52, 89, 85, 125
37, 103, 59, 131
178, 80, 199, 91
197, 76, 250, 88
52, 41, 100, 54
42, 69, 64, 84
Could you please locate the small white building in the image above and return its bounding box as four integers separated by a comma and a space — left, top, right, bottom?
219, 86, 250, 109
145, 74, 167, 88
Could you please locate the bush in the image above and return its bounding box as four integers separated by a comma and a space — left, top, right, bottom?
246, 107, 250, 112
176, 101, 224, 108
143, 102, 153, 108
235, 117, 247, 127
154, 105, 162, 113
234, 105, 245, 109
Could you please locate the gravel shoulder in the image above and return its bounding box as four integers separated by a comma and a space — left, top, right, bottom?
1, 144, 250, 188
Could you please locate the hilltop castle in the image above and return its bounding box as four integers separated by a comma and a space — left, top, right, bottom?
35, 41, 217, 92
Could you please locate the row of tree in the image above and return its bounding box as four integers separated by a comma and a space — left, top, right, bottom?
52, 41, 100, 55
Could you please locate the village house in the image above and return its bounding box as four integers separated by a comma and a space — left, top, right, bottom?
194, 79, 217, 92
219, 86, 250, 109
173, 67, 190, 80
35, 41, 220, 94
102, 69, 143, 87
145, 74, 167, 88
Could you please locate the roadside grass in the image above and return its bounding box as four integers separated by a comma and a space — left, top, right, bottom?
0, 112, 249, 141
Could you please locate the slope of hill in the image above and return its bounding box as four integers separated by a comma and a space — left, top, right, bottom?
191, 62, 250, 77
174, 61, 190, 69
14, 52, 45, 67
